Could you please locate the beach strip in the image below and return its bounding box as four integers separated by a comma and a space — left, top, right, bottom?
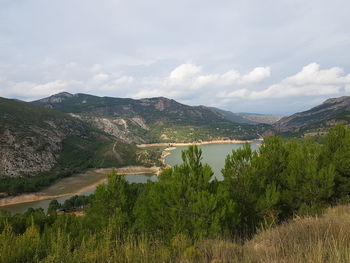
0, 166, 161, 207
137, 139, 261, 148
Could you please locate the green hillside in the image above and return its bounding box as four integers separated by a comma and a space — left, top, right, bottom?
0, 97, 149, 194
274, 96, 350, 137
33, 92, 268, 143
1, 125, 350, 262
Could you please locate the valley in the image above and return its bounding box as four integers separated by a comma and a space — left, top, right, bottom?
1, 93, 350, 198
1, 93, 350, 263
0, 92, 271, 196
2, 3, 349, 261
0, 0, 350, 263
0, 141, 260, 212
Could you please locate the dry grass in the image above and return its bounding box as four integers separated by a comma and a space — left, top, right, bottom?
185, 205, 350, 263
243, 205, 350, 263
104, 205, 350, 262
3, 205, 350, 263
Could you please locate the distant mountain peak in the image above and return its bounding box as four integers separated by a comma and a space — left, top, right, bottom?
151, 96, 171, 101
56, 91, 73, 97
37, 92, 74, 104
141, 97, 177, 103
209, 107, 281, 124
32, 92, 266, 143
323, 96, 350, 105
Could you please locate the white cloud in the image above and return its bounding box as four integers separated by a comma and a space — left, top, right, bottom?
284, 63, 347, 85
220, 70, 240, 85
30, 80, 68, 94
0, 80, 72, 100
239, 67, 271, 84
249, 63, 349, 99
2, 0, 350, 115
92, 73, 109, 83
218, 63, 350, 100
90, 64, 102, 73
194, 74, 219, 87
1, 61, 350, 115
166, 63, 270, 90
169, 63, 201, 84
79, 74, 136, 96
41, 58, 57, 67
65, 62, 78, 70
217, 89, 247, 99
113, 76, 134, 85
249, 84, 341, 100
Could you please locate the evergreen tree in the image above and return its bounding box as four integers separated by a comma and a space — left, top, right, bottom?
134, 145, 226, 239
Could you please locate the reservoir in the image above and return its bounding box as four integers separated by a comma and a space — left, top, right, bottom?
0, 141, 260, 214
165, 141, 261, 180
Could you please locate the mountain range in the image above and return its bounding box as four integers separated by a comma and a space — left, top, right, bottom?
1, 92, 350, 184
33, 92, 270, 144
209, 107, 281, 124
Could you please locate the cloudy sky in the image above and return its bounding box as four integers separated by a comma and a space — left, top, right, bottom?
1, 0, 350, 115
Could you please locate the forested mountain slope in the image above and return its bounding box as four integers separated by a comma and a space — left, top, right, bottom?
0, 97, 137, 179
209, 107, 281, 124
274, 96, 350, 136
33, 92, 267, 143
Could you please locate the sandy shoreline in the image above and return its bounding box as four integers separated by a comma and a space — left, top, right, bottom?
137, 139, 260, 148
0, 177, 108, 207
93, 166, 161, 176
0, 166, 161, 207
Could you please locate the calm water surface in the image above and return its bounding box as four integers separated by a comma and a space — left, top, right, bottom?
165, 141, 261, 180
0, 142, 260, 214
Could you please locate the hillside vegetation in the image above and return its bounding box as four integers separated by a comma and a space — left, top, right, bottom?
0, 97, 154, 194
0, 125, 349, 262
33, 92, 268, 143
2, 204, 350, 263
210, 107, 281, 124
0, 96, 87, 177
274, 96, 350, 136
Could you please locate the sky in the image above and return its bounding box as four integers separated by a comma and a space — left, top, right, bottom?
1, 0, 350, 115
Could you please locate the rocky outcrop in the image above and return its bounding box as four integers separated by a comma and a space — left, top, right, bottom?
84, 117, 140, 143
33, 94, 229, 127
37, 92, 74, 103
33, 93, 266, 143
0, 97, 92, 177
0, 128, 61, 177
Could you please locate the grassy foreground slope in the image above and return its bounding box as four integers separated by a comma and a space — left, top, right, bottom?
1, 204, 350, 263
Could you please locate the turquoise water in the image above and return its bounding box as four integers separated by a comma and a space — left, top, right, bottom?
165, 141, 261, 180
0, 142, 260, 214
